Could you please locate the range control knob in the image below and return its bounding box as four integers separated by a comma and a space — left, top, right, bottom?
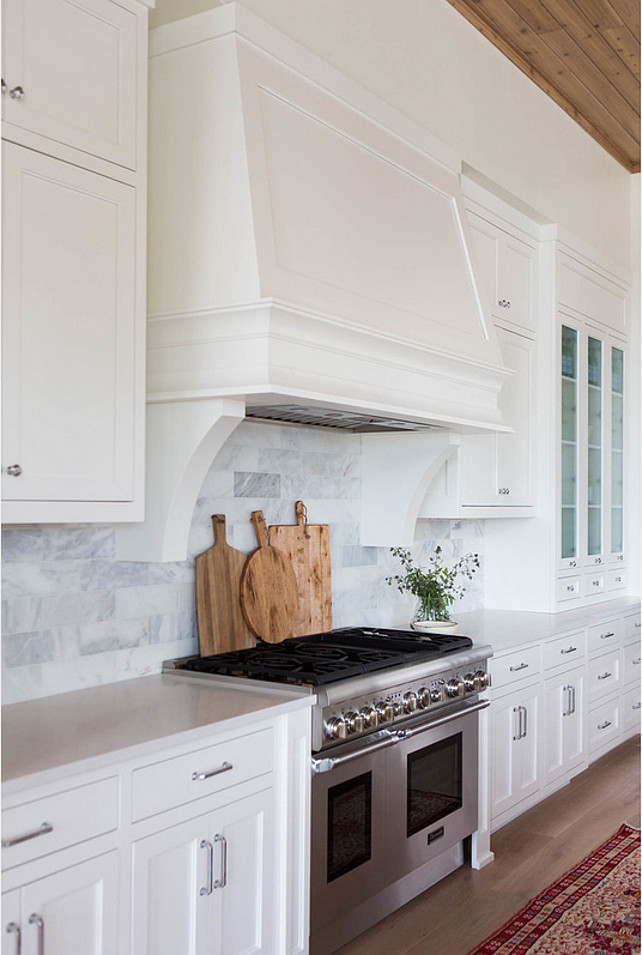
417, 687, 431, 708
464, 672, 482, 692
361, 705, 379, 729
403, 691, 418, 713
430, 686, 442, 704
475, 669, 492, 689
376, 701, 394, 723
445, 677, 465, 699
326, 716, 347, 740
392, 701, 403, 717
345, 711, 365, 735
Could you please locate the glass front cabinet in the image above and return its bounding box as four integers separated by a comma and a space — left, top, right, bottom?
559, 317, 626, 599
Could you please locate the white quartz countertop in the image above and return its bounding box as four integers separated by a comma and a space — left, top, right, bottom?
2, 673, 313, 791
457, 596, 640, 655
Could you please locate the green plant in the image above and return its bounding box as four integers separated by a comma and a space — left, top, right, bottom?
386, 546, 479, 622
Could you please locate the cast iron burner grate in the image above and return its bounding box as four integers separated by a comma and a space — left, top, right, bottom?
180, 627, 473, 687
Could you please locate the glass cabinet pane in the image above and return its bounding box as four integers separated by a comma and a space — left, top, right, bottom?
587, 336, 602, 556
611, 347, 624, 554
561, 326, 578, 559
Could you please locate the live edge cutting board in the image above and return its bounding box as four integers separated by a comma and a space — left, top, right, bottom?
268, 501, 332, 636
195, 515, 255, 656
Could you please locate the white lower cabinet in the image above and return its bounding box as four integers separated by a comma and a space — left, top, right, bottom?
3, 852, 119, 955
490, 683, 541, 823
543, 666, 586, 787
132, 788, 274, 955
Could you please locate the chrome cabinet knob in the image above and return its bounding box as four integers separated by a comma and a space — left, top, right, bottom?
375, 701, 394, 723
4, 464, 22, 477
9, 86, 24, 100
445, 677, 465, 698
360, 705, 378, 729
345, 711, 364, 734
403, 691, 418, 713
325, 716, 347, 740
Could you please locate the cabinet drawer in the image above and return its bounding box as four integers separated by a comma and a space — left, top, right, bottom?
584, 572, 606, 596
623, 642, 642, 685
489, 645, 540, 691
543, 631, 586, 670
589, 697, 621, 755
607, 569, 627, 591
588, 619, 621, 654
2, 776, 119, 870
623, 612, 641, 642
622, 686, 641, 732
132, 728, 273, 821
588, 651, 621, 699
557, 576, 581, 601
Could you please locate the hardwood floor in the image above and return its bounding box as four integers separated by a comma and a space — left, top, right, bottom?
336, 736, 640, 955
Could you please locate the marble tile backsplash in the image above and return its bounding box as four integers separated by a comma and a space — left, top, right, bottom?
2, 421, 484, 703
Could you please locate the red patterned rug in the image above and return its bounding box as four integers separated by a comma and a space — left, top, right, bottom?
468, 823, 641, 954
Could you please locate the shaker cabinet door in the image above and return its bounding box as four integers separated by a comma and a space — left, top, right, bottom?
2, 142, 138, 510
2, 0, 138, 169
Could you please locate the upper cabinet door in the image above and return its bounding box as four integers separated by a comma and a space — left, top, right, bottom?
2, 0, 138, 170
2, 142, 137, 506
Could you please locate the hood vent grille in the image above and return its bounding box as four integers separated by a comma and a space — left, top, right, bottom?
245, 405, 443, 433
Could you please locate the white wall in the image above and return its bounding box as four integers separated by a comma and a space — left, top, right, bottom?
149, 0, 634, 272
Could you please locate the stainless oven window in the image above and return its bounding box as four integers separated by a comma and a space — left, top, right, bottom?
406, 733, 463, 837
327, 771, 372, 882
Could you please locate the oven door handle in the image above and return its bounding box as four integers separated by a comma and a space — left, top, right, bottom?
311, 699, 490, 774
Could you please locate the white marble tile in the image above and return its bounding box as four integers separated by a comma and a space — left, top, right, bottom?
2, 590, 114, 635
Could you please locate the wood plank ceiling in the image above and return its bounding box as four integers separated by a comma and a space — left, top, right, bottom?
444, 0, 641, 172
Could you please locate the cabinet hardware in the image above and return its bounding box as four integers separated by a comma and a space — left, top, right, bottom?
560, 646, 577, 654
635, 622, 641, 629
497, 487, 510, 495
566, 584, 576, 592
509, 662, 528, 672
617, 554, 624, 561
1, 80, 6, 95
4, 464, 22, 477
5, 923, 20, 955
600, 632, 614, 640
592, 579, 601, 587
563, 686, 571, 717
568, 560, 577, 567
597, 720, 612, 730
2, 822, 53, 848
498, 299, 511, 309
633, 659, 641, 666
192, 761, 233, 781
213, 833, 227, 889
569, 685, 576, 715
9, 86, 25, 100
512, 706, 522, 740
522, 705, 527, 738
597, 672, 612, 681
200, 840, 214, 896
614, 576, 622, 583
633, 703, 642, 711
594, 557, 602, 564
28, 916, 43, 955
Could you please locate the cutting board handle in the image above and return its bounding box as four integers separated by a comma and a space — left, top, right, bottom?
295, 500, 311, 538
211, 514, 227, 544
250, 510, 269, 548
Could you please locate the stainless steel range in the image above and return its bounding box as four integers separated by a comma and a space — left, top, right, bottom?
165, 627, 492, 954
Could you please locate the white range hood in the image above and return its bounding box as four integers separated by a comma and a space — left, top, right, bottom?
117, 3, 511, 561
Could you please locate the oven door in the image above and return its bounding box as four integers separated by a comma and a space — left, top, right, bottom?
385, 704, 479, 883
310, 743, 386, 931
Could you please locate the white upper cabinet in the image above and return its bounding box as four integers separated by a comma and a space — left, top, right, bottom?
2, 143, 139, 513
2, 0, 140, 170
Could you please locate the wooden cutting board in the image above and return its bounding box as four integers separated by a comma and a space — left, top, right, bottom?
268, 501, 332, 636
195, 514, 255, 656
240, 510, 299, 643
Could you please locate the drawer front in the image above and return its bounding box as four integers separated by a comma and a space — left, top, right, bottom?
557, 576, 581, 602
584, 572, 606, 596
2, 776, 119, 870
622, 686, 642, 732
489, 645, 541, 691
623, 612, 641, 642
589, 697, 621, 755
588, 651, 621, 700
543, 631, 587, 671
132, 728, 273, 821
623, 641, 642, 685
607, 569, 627, 592
588, 618, 622, 654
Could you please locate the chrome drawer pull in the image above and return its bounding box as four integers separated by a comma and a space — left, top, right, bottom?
560, 646, 577, 654
509, 662, 529, 672
28, 916, 43, 955
192, 761, 233, 781
597, 672, 612, 680
632, 703, 642, 711
633, 659, 641, 666
213, 833, 227, 889
6, 923, 20, 955
597, 720, 612, 730
600, 632, 614, 639
635, 622, 641, 629
200, 840, 214, 896
2, 822, 53, 848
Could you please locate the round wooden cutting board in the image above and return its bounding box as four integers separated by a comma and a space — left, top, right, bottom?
240, 510, 299, 642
